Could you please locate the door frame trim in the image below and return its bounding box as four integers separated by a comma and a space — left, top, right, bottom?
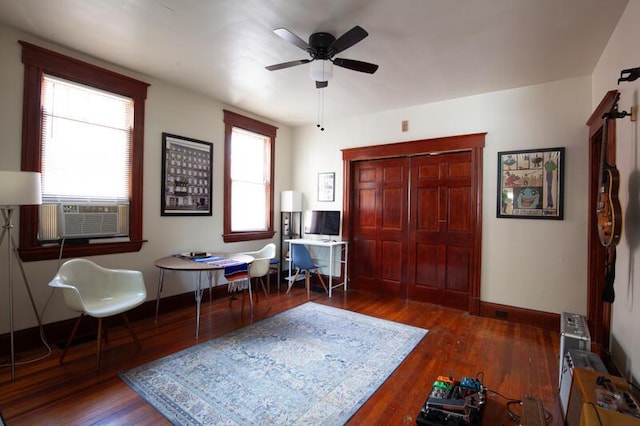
342, 133, 486, 313
586, 90, 618, 357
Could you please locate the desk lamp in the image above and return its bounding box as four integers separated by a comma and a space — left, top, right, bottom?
0, 170, 42, 380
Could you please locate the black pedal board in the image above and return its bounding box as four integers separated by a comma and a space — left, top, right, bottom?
416, 376, 485, 426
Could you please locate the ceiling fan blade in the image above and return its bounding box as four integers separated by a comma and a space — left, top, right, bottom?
316, 81, 328, 89
273, 28, 310, 51
265, 59, 311, 71
329, 26, 368, 56
332, 58, 379, 74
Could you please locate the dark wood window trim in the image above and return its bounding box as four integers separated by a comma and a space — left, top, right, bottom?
18, 41, 149, 262
222, 110, 277, 243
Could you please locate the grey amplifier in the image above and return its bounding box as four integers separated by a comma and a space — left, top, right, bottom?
559, 312, 591, 389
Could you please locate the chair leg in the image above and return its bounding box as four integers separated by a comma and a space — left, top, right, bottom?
258, 277, 269, 299
287, 269, 302, 294
252, 278, 260, 302
314, 270, 328, 293
60, 313, 84, 363
258, 277, 272, 310
121, 313, 140, 348
305, 271, 311, 299
96, 318, 103, 370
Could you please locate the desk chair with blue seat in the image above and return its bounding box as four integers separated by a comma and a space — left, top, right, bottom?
286, 243, 328, 299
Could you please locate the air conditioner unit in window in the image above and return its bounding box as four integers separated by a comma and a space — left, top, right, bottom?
58, 204, 127, 239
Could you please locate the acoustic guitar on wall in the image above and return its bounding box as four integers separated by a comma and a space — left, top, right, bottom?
596, 93, 623, 248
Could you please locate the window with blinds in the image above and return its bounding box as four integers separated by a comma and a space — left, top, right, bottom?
38, 74, 132, 241
230, 127, 270, 232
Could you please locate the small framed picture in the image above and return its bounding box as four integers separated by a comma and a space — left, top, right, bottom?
161, 133, 213, 216
317, 172, 335, 202
497, 147, 564, 219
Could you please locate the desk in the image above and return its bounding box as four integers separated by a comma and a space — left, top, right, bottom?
285, 239, 348, 297
154, 253, 253, 338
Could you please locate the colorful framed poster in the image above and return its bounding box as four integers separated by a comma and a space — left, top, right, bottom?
497, 147, 564, 219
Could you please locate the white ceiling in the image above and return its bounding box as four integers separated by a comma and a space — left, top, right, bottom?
0, 0, 629, 127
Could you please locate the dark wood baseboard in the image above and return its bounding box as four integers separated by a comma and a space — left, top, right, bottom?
0, 281, 257, 357
479, 301, 560, 331
1, 285, 560, 356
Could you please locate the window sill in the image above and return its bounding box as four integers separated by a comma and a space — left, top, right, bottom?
18, 240, 145, 262
222, 231, 275, 243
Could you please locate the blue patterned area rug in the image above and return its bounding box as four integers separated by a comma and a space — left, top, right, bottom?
119, 302, 428, 425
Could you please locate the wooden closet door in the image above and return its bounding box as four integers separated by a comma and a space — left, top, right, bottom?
350, 157, 409, 297
407, 152, 474, 310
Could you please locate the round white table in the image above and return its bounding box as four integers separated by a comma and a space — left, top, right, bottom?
154, 253, 253, 338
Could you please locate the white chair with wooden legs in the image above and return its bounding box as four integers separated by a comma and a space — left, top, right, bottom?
48, 258, 147, 369
236, 243, 276, 316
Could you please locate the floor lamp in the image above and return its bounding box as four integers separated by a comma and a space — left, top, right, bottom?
0, 171, 42, 380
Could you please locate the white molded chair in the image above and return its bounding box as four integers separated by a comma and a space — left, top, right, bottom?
48, 258, 147, 369
237, 243, 276, 315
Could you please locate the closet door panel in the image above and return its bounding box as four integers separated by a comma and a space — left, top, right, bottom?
350, 158, 409, 297
408, 152, 474, 308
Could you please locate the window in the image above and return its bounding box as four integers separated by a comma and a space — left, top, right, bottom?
223, 110, 277, 242
19, 41, 149, 261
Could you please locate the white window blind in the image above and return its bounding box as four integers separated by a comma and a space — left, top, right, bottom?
230, 127, 270, 232
41, 74, 133, 204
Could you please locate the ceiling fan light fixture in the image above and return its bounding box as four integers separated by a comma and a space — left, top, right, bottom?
309, 60, 333, 82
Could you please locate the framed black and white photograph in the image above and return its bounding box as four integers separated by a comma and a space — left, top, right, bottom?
161, 132, 213, 216
497, 147, 564, 220
318, 172, 335, 202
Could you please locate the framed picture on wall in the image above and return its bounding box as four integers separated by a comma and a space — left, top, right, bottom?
318, 172, 335, 202
161, 132, 213, 216
497, 147, 564, 220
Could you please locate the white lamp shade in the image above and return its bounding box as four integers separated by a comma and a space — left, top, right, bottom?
281, 191, 302, 212
0, 171, 42, 207
309, 60, 333, 82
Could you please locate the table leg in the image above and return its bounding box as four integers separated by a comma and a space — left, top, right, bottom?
208, 270, 213, 303
155, 269, 164, 322
194, 271, 203, 338
248, 278, 254, 317
329, 245, 334, 298
344, 243, 348, 292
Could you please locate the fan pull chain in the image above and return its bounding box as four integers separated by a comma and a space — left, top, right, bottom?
316, 89, 325, 131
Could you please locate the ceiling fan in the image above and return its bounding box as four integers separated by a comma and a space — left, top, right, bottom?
265, 25, 379, 89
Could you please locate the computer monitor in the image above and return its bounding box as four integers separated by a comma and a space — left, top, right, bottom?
305, 210, 341, 236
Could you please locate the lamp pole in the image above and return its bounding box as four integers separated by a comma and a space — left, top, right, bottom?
2, 208, 16, 379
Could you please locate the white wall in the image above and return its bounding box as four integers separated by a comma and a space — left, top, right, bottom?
0, 24, 293, 333
293, 76, 592, 316
592, 0, 640, 382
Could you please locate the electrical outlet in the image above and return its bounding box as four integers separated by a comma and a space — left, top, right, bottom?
401, 120, 409, 132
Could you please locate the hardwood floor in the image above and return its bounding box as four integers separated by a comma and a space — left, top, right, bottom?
0, 287, 562, 425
